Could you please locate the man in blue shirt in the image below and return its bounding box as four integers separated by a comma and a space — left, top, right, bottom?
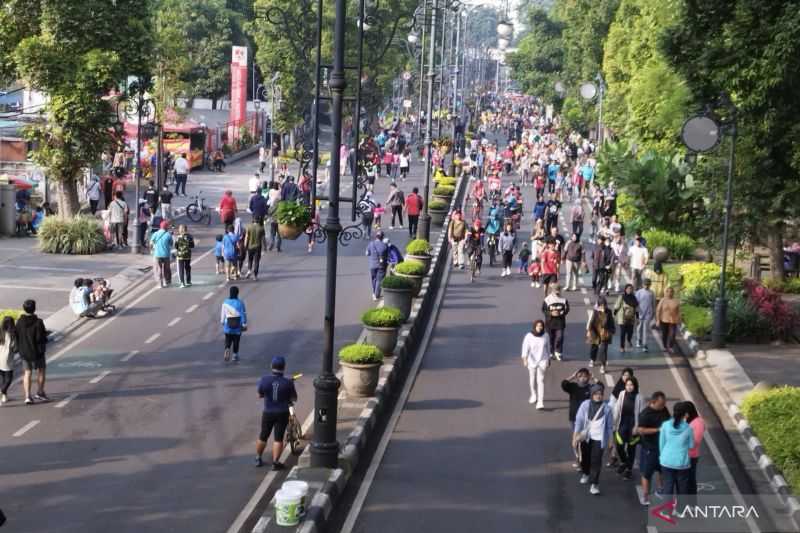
547, 160, 560, 194
149, 220, 174, 288
256, 356, 297, 469
366, 231, 389, 301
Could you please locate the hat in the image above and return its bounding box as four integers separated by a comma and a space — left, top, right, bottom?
271, 355, 286, 371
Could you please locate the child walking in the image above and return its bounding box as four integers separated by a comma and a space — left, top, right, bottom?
519, 242, 531, 274
373, 203, 385, 230
528, 258, 542, 288
214, 235, 225, 275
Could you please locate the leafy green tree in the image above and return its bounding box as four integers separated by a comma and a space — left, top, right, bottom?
0, 0, 151, 218
506, 8, 563, 103
553, 0, 619, 85
663, 0, 800, 278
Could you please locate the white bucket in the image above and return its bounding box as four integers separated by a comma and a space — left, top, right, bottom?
282, 481, 310, 517
275, 488, 302, 527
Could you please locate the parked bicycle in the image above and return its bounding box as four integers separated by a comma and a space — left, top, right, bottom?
186, 191, 212, 225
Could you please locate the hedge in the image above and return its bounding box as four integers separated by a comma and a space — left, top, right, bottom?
338, 343, 384, 364
682, 304, 712, 337
741, 387, 800, 494
429, 199, 449, 210
679, 262, 743, 307
0, 309, 23, 322
642, 229, 696, 260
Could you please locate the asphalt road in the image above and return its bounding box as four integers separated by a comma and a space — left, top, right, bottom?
336, 143, 776, 533
0, 151, 436, 533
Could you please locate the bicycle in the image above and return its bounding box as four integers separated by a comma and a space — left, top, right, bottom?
185, 191, 212, 225
470, 198, 483, 222
468, 246, 483, 283
284, 373, 305, 455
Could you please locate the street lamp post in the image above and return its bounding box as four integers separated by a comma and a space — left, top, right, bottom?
417, 0, 439, 242
681, 102, 737, 348
436, 7, 448, 139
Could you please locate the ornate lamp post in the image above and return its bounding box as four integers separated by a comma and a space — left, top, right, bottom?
578, 74, 606, 145
416, 0, 439, 242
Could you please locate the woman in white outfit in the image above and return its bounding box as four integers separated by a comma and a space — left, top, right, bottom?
521, 319, 551, 409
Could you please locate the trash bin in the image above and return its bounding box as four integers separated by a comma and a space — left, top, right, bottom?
0, 184, 15, 236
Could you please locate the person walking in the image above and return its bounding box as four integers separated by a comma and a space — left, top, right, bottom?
562, 368, 593, 467
656, 287, 681, 353
223, 224, 240, 281
542, 283, 569, 361
659, 401, 694, 504
149, 220, 173, 288
448, 210, 467, 269
244, 217, 267, 280
16, 300, 48, 404
612, 376, 644, 480
174, 224, 195, 288
573, 383, 614, 495
685, 401, 705, 497
635, 391, 671, 506
498, 223, 517, 277
586, 297, 615, 374
259, 144, 268, 174
540, 240, 560, 293
108, 191, 128, 249
614, 284, 638, 352
136, 199, 150, 250
266, 182, 282, 253
256, 355, 298, 470
628, 237, 649, 289
159, 185, 174, 221
592, 236, 613, 295
86, 175, 101, 215
563, 233, 584, 291
0, 316, 17, 404
249, 186, 268, 222
173, 152, 189, 196
520, 319, 551, 409
635, 278, 655, 351
570, 200, 584, 240
386, 182, 405, 229
366, 231, 389, 301
405, 187, 423, 238
219, 190, 238, 226
221, 286, 247, 363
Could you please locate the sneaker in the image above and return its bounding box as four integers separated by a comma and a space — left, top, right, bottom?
531, 282, 536, 287
179, 283, 186, 288
224, 348, 231, 362
389, 226, 394, 230
623, 470, 633, 481
580, 474, 590, 485
25, 397, 34, 405
643, 346, 649, 352
590, 484, 600, 495
588, 360, 594, 367
572, 462, 581, 470
34, 393, 49, 402
186, 282, 192, 287
554, 352, 562, 361
254, 456, 264, 467
1, 393, 7, 404
244, 270, 252, 279
600, 365, 606, 374
232, 354, 240, 363
654, 489, 664, 500
640, 496, 651, 507
529, 396, 536, 404
536, 403, 544, 410
272, 461, 286, 471
372, 294, 378, 301
615, 464, 626, 475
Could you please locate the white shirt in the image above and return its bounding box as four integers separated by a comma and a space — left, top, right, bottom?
399, 154, 410, 168
0, 332, 13, 371
520, 332, 550, 368
589, 410, 606, 441
87, 180, 101, 201
249, 176, 260, 194
174, 157, 189, 174
628, 246, 649, 270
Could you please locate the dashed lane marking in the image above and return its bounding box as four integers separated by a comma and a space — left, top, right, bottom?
13, 420, 40, 437
167, 317, 182, 327
144, 333, 161, 344
89, 370, 111, 384
186, 304, 199, 313
55, 394, 79, 409
203, 291, 215, 301
121, 350, 139, 362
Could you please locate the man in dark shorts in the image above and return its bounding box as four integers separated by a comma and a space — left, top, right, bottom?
256, 356, 297, 470
635, 390, 670, 505
15, 299, 48, 404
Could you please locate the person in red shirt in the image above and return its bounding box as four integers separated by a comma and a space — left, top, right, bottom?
219, 190, 238, 225
540, 240, 561, 295
404, 187, 423, 239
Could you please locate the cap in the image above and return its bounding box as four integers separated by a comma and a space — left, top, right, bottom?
271, 355, 286, 371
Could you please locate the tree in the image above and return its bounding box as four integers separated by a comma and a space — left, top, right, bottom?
663, 0, 800, 278
0, 0, 152, 218
506, 8, 564, 103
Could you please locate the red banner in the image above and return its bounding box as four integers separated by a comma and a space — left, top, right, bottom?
229, 46, 248, 137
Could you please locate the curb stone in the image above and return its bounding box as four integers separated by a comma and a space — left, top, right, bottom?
675, 324, 800, 529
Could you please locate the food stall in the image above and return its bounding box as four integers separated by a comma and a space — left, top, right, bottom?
123, 112, 207, 172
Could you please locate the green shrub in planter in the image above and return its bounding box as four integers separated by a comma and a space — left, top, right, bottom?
682, 304, 712, 337
338, 343, 384, 364
406, 239, 431, 256
361, 307, 404, 328
394, 259, 426, 276
434, 177, 457, 187
381, 275, 414, 290
742, 386, 800, 493
429, 199, 449, 211
433, 185, 455, 196
275, 200, 312, 227
38, 216, 105, 254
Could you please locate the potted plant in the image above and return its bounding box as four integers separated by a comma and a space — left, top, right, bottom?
433, 185, 455, 204
338, 343, 384, 398
275, 201, 312, 240
428, 199, 449, 226
361, 307, 404, 355
381, 275, 414, 320
434, 176, 457, 188
394, 259, 427, 296
405, 239, 432, 273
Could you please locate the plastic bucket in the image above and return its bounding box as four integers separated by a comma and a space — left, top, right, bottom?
282, 480, 309, 517
275, 488, 302, 526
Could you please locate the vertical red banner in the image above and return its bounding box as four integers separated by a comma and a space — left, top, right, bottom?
230, 46, 248, 142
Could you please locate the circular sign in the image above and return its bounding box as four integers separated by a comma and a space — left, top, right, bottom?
681, 115, 721, 153
402, 71, 412, 81
554, 81, 565, 96
403, 99, 412, 109
579, 82, 597, 100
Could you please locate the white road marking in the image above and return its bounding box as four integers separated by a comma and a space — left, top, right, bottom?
121, 350, 139, 362
167, 317, 181, 327
89, 370, 111, 384
185, 304, 199, 313
55, 393, 79, 409
202, 291, 215, 301
0, 264, 86, 273
13, 420, 40, 437
604, 373, 615, 387
144, 333, 161, 344
581, 287, 587, 295
0, 284, 70, 292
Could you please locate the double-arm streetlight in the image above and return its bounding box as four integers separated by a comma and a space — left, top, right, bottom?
254, 73, 281, 182
554, 75, 606, 145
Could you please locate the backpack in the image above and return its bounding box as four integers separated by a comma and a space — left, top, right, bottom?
387, 244, 403, 264
623, 302, 636, 323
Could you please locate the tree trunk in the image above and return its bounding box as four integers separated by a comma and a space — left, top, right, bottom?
57, 179, 80, 219
766, 225, 785, 280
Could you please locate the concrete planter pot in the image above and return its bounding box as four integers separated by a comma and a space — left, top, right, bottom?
394, 272, 423, 297
406, 254, 432, 274
364, 325, 399, 356
429, 209, 448, 226
432, 194, 453, 205
382, 288, 413, 321
340, 361, 381, 398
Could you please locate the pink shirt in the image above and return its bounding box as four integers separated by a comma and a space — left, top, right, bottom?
689, 417, 705, 458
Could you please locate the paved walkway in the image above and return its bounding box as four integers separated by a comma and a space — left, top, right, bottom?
726, 343, 800, 388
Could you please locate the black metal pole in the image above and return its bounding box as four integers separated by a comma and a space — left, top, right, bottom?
311, 0, 345, 469
352, 0, 365, 222
132, 87, 142, 255
415, 1, 427, 145
711, 114, 737, 348
417, 0, 438, 242
437, 8, 447, 139
309, 0, 323, 218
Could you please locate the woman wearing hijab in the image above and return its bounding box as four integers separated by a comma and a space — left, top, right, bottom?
611, 367, 635, 401
614, 284, 639, 352
612, 376, 644, 480
573, 383, 614, 495
586, 297, 615, 374
520, 319, 551, 409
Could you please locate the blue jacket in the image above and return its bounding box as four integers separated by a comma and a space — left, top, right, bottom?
486, 208, 502, 235
222, 232, 239, 261
659, 419, 694, 469
149, 229, 173, 259
573, 399, 614, 449
221, 298, 247, 334
366, 239, 388, 269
